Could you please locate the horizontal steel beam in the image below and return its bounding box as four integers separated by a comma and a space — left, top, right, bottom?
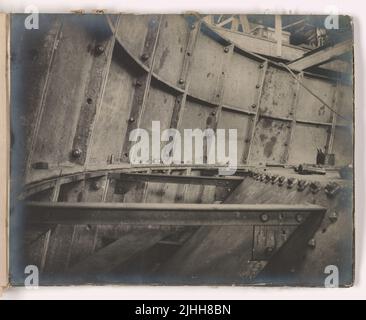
114, 172, 245, 186
25, 202, 326, 226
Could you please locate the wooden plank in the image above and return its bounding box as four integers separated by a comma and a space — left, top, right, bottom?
210, 24, 308, 61
238, 15, 250, 33
26, 201, 325, 226
275, 15, 282, 57
288, 39, 353, 71
68, 228, 172, 274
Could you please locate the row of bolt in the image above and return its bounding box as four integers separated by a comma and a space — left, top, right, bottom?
248, 171, 342, 198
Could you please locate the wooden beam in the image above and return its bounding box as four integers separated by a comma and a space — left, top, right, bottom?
116, 172, 244, 187
275, 15, 282, 57
68, 229, 172, 274
238, 15, 251, 33
288, 39, 353, 71
216, 16, 234, 27
26, 201, 325, 226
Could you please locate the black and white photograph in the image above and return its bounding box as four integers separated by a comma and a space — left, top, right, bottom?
7, 12, 355, 288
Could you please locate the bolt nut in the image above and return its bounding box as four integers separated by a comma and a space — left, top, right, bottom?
296, 214, 304, 223
91, 180, 101, 191
260, 213, 269, 223
71, 148, 82, 158
265, 247, 274, 255
135, 80, 142, 87
95, 45, 105, 56
329, 212, 338, 223
141, 53, 149, 61
308, 238, 316, 249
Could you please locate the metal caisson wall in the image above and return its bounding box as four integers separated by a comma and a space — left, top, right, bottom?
10, 14, 354, 285
11, 14, 353, 185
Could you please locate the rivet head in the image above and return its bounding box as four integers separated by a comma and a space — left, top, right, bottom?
329, 212, 338, 223
135, 80, 142, 87
251, 104, 257, 109
259, 63, 264, 68
95, 45, 104, 55
265, 247, 274, 255
191, 24, 196, 30
72, 148, 82, 158
91, 180, 101, 191
179, 79, 185, 85
308, 238, 316, 249
256, 84, 260, 89
224, 47, 230, 53
211, 111, 216, 116
128, 117, 135, 123
141, 53, 149, 61
260, 213, 269, 223
296, 214, 304, 223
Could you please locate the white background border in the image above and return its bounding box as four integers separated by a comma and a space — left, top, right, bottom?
0, 0, 364, 300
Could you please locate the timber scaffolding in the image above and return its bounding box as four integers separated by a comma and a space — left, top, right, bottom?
10, 14, 353, 286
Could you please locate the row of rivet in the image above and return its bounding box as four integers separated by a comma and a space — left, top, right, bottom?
248, 171, 342, 198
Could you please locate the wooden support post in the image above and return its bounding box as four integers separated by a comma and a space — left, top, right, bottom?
275, 15, 282, 58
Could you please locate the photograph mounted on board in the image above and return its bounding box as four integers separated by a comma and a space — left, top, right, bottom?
6, 13, 354, 287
